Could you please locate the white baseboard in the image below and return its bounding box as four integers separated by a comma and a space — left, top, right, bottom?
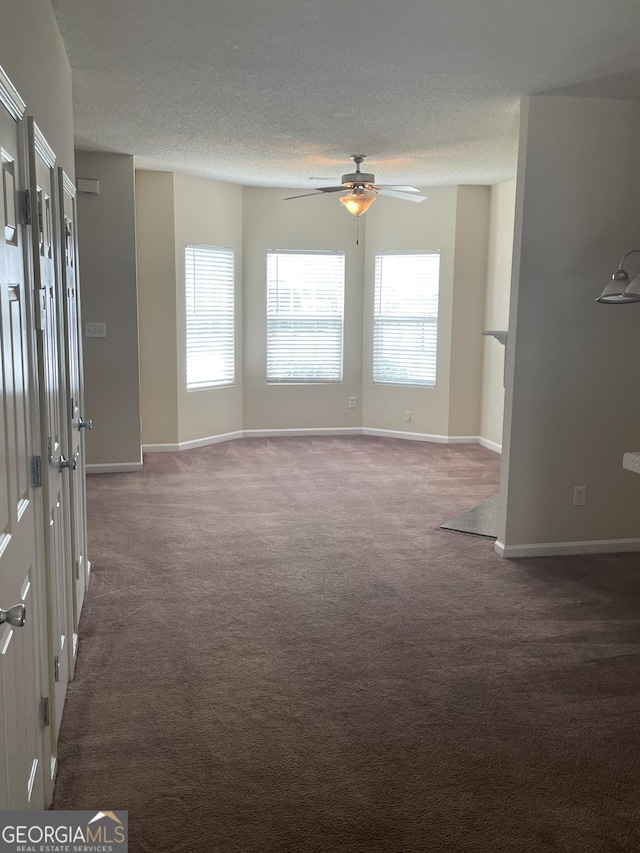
243, 427, 362, 439
495, 537, 640, 558
479, 437, 502, 453
142, 430, 244, 452
362, 428, 478, 444
86, 461, 144, 473
137, 428, 489, 458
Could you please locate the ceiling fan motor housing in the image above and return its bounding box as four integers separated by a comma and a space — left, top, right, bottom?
342, 171, 376, 186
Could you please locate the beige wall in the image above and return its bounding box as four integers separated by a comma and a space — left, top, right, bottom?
500, 96, 640, 550
479, 181, 516, 449
363, 186, 492, 439
174, 173, 244, 443
136, 171, 178, 446
75, 152, 141, 466
0, 0, 74, 176
363, 187, 456, 436
134, 180, 494, 439
449, 186, 491, 437
242, 188, 364, 430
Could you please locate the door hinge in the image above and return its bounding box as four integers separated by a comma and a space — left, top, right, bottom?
21, 189, 31, 225
40, 697, 50, 728
54, 655, 60, 682
31, 455, 42, 488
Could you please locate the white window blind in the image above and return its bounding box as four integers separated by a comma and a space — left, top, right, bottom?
373, 251, 440, 386
185, 244, 235, 389
267, 250, 345, 382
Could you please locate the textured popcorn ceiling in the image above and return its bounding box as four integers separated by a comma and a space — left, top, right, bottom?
51, 0, 640, 188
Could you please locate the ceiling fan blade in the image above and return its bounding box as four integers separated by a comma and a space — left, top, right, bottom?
284, 186, 345, 200
376, 185, 422, 192
284, 192, 324, 200
377, 189, 427, 202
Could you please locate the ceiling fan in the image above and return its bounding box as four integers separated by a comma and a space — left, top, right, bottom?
284, 155, 427, 216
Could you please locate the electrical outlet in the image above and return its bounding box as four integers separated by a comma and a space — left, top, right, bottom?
348, 396, 357, 409
404, 411, 412, 423
85, 322, 106, 338
573, 485, 586, 506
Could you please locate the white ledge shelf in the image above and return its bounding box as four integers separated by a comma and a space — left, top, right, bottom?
623, 452, 640, 474
482, 330, 508, 346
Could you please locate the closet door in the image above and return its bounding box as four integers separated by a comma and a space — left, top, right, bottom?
0, 71, 46, 810
58, 169, 90, 639
27, 119, 73, 743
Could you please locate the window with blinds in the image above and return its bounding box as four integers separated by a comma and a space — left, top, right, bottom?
185, 244, 235, 390
373, 251, 440, 386
267, 250, 345, 382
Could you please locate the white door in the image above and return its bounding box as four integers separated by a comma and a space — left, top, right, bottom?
0, 71, 46, 810
28, 118, 73, 740
59, 169, 90, 637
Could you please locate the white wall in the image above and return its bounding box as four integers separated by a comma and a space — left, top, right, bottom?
480, 180, 516, 449
499, 96, 640, 552
75, 152, 141, 467
0, 0, 74, 175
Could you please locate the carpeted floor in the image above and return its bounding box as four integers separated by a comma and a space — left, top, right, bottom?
53, 437, 640, 852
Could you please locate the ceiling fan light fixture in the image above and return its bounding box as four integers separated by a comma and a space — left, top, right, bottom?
339, 192, 377, 217
596, 250, 640, 303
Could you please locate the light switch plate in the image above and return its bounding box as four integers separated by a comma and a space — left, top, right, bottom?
85, 322, 106, 338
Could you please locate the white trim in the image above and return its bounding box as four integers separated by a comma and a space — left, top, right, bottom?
143, 430, 244, 452
140, 428, 492, 454
60, 169, 76, 199
145, 428, 362, 450
31, 121, 56, 168
482, 330, 508, 346
495, 537, 640, 559
27, 758, 38, 802
478, 437, 502, 453
86, 462, 144, 474
243, 427, 362, 439
0, 64, 26, 120
362, 428, 478, 444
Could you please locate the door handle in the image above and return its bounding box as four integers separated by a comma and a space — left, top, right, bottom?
59, 455, 77, 471
78, 418, 93, 430
0, 604, 26, 627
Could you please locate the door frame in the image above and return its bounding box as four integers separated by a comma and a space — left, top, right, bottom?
27, 115, 77, 771
0, 65, 53, 808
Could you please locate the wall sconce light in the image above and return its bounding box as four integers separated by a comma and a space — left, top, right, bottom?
596, 249, 640, 304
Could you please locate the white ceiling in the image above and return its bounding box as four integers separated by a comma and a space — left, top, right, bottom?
51, 0, 640, 189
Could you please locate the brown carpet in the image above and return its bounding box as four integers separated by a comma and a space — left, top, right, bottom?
53, 437, 640, 852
